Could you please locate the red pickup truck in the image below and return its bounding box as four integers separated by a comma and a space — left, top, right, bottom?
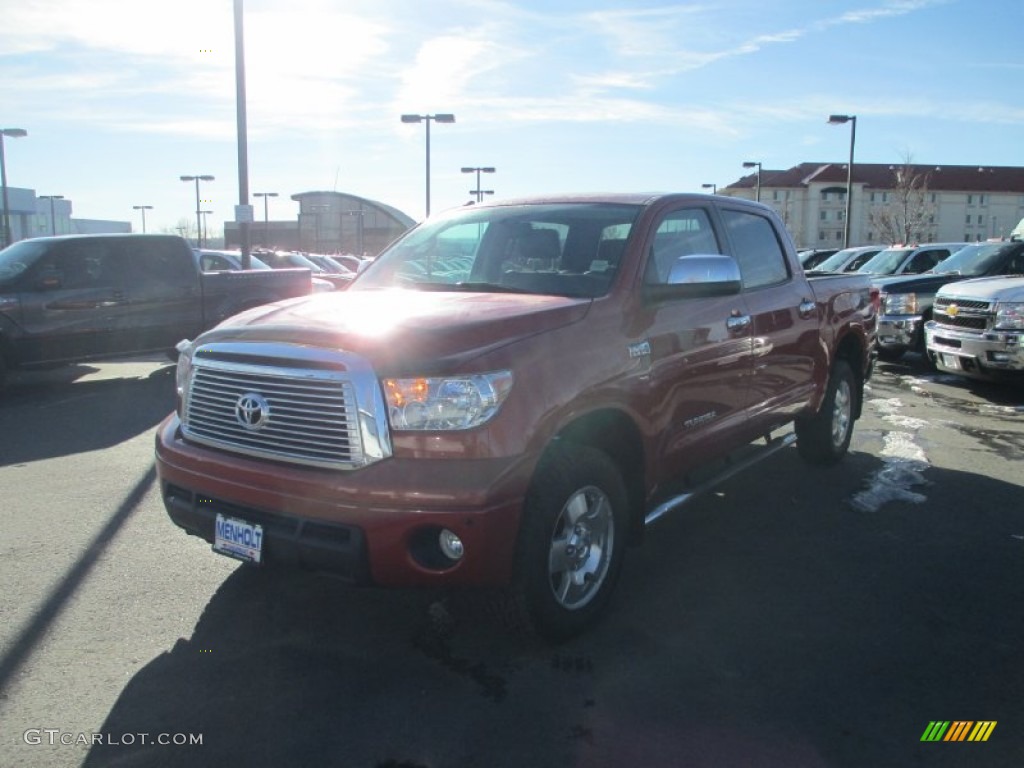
156, 193, 877, 639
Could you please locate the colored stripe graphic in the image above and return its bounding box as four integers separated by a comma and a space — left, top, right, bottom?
968, 722, 997, 742
921, 721, 996, 742
944, 722, 973, 741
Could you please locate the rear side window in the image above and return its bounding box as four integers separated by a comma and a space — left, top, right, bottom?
720, 209, 789, 289
120, 239, 195, 289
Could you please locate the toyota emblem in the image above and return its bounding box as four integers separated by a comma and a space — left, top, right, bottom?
235, 392, 270, 430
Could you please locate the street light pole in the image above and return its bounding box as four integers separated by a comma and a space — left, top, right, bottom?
701, 183, 717, 194
828, 114, 857, 248
1, 128, 28, 247
180, 174, 214, 247
401, 113, 455, 218
253, 192, 277, 246
40, 195, 64, 236
742, 161, 762, 202
200, 210, 213, 248
461, 166, 495, 202
132, 205, 153, 233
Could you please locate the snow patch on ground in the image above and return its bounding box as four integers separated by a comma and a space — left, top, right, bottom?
852, 400, 931, 512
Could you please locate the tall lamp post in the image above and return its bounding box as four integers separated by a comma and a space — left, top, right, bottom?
132, 205, 153, 233
40, 195, 64, 236
200, 210, 213, 248
180, 174, 214, 247
701, 183, 717, 194
742, 161, 762, 202
254, 191, 277, 246
828, 114, 857, 248
461, 166, 495, 202
1, 127, 28, 247
400, 113, 455, 218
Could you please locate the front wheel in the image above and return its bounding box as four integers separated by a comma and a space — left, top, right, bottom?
509, 445, 628, 642
795, 359, 857, 465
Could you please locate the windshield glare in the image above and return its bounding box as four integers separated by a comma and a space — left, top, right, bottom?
0, 240, 50, 285
934, 243, 1005, 276
857, 248, 912, 275
816, 247, 867, 272
354, 203, 641, 298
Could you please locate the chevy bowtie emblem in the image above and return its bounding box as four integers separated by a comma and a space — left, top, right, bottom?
946, 303, 959, 317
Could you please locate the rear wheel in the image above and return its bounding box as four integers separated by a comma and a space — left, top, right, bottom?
795, 359, 857, 465
508, 444, 628, 641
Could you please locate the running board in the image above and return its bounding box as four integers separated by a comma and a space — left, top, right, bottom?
643, 431, 797, 526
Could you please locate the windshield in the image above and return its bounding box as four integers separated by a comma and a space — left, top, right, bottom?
933, 243, 1007, 276
815, 247, 878, 272
857, 248, 912, 275
354, 202, 642, 298
0, 240, 51, 286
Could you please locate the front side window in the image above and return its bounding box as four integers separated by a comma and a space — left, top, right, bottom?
720, 208, 789, 290
644, 208, 720, 285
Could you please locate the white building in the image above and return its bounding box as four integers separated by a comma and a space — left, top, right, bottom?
720, 163, 1024, 249
1, 187, 129, 243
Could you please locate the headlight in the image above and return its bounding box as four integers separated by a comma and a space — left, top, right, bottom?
883, 292, 918, 315
994, 302, 1024, 331
175, 339, 195, 415
382, 371, 513, 430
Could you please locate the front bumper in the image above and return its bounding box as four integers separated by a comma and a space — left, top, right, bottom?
877, 313, 923, 353
924, 322, 1024, 380
155, 414, 532, 587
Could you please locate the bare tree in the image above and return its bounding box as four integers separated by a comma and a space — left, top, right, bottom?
162, 218, 198, 244
869, 154, 937, 244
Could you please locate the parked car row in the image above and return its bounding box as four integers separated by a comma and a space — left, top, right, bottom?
872, 240, 1024, 362
807, 233, 1024, 382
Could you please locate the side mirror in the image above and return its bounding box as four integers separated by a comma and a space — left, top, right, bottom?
645, 254, 742, 301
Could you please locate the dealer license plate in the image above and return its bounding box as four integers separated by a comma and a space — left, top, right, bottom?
213, 514, 263, 564
940, 353, 962, 371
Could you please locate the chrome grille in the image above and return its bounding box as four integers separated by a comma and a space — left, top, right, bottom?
934, 297, 990, 311
932, 296, 992, 332
181, 343, 391, 470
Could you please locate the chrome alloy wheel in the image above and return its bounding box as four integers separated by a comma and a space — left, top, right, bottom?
547, 485, 615, 610
831, 376, 853, 449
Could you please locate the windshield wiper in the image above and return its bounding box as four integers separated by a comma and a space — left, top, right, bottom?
449, 281, 536, 294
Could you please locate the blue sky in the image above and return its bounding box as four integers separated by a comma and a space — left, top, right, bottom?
2, 0, 1022, 238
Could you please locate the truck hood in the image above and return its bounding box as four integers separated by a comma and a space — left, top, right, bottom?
872, 272, 961, 293
936, 276, 1024, 302
192, 288, 592, 373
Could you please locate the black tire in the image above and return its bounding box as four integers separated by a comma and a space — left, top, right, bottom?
795, 359, 857, 465
508, 444, 628, 642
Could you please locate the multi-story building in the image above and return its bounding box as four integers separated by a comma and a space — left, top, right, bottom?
720, 163, 1024, 249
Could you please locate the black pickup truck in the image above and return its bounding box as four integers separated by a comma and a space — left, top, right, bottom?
873, 239, 1024, 360
0, 233, 312, 384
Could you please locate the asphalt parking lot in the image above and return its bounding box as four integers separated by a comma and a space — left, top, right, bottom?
0, 354, 1021, 768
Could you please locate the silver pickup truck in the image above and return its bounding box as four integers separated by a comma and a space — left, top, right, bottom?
925, 276, 1024, 381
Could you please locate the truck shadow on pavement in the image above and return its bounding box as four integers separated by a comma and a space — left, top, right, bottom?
0, 362, 175, 465
83, 449, 1024, 768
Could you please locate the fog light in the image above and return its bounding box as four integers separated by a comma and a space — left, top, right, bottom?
438, 529, 464, 561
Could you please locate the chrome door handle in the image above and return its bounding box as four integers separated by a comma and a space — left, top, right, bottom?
798, 299, 817, 319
